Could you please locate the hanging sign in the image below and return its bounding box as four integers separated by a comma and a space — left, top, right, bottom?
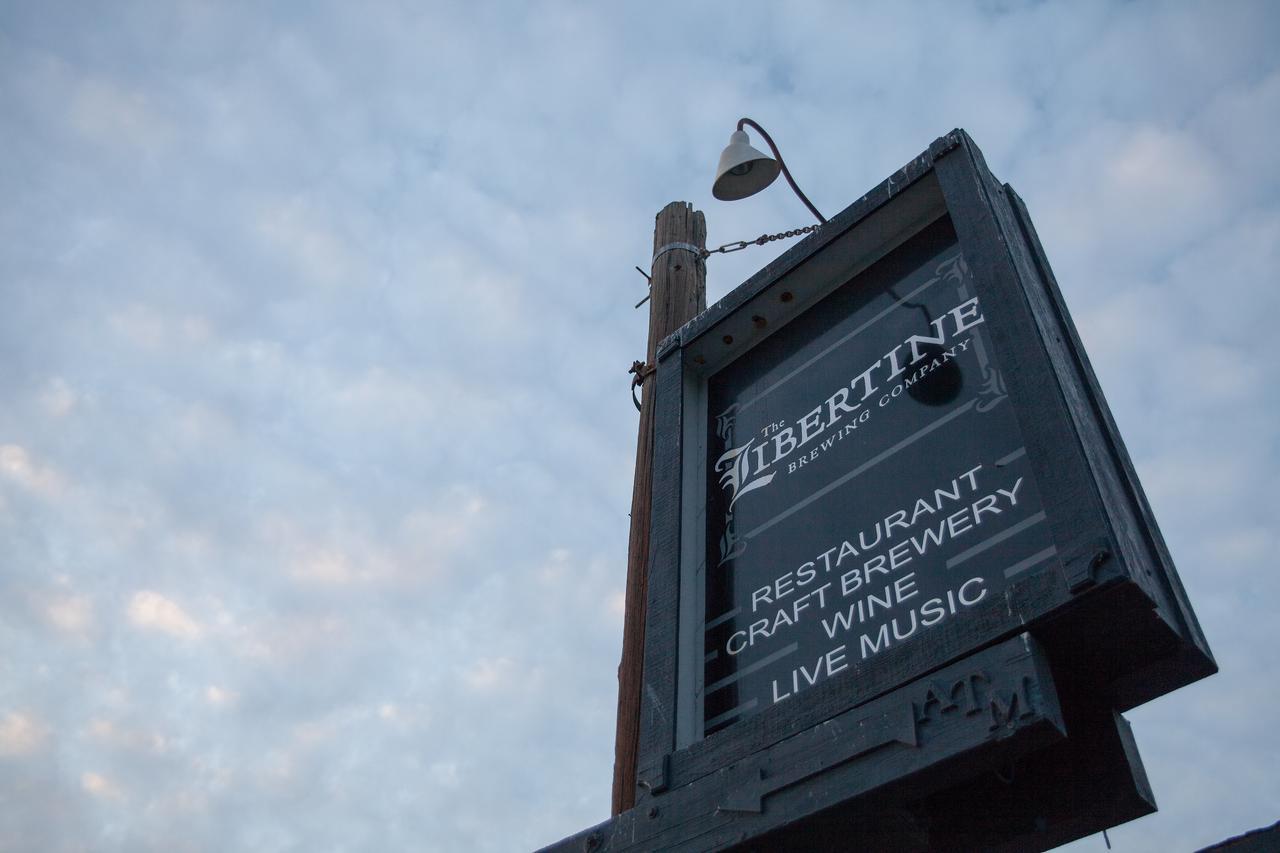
701, 219, 1057, 736
543, 129, 1216, 853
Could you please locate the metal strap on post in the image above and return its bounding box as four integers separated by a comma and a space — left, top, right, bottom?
651, 241, 704, 266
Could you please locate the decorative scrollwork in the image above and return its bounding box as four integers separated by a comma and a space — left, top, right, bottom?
715, 404, 739, 443
936, 252, 969, 285
718, 514, 747, 565
976, 366, 1008, 412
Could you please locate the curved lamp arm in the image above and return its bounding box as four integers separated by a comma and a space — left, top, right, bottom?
737, 118, 828, 224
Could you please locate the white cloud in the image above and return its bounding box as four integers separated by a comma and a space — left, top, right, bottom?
606, 589, 627, 620
1103, 126, 1221, 221
293, 716, 339, 747
40, 377, 80, 417
108, 304, 168, 349
537, 548, 572, 585
0, 444, 65, 497
260, 491, 489, 588
1141, 452, 1249, 508
127, 591, 202, 639
289, 546, 369, 586
256, 750, 295, 789
0, 711, 50, 756
429, 760, 461, 789
44, 594, 94, 636
1208, 527, 1273, 563
80, 771, 124, 801
108, 304, 213, 350
227, 612, 349, 665
84, 719, 171, 755
462, 657, 515, 692
253, 195, 367, 289
205, 686, 236, 708
69, 77, 174, 154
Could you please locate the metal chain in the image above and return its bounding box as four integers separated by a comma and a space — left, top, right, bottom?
629, 221, 823, 402
701, 223, 822, 258
634, 223, 822, 308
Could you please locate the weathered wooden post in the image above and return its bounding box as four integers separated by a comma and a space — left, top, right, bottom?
612, 202, 706, 815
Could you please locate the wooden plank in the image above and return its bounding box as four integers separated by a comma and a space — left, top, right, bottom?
541, 634, 1067, 853
635, 340, 687, 802
934, 133, 1117, 595
612, 202, 706, 813
934, 135, 1214, 708
1003, 184, 1215, 670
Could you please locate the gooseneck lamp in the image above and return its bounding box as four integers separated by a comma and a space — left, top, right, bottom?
712, 118, 827, 224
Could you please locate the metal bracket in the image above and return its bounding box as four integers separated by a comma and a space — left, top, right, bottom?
1062, 536, 1112, 593
651, 242, 703, 266
637, 753, 671, 796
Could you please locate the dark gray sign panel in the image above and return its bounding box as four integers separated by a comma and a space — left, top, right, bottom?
701, 219, 1056, 736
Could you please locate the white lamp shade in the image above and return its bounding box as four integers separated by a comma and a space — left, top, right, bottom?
712, 130, 780, 201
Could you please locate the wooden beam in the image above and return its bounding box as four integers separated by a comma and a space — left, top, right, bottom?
612, 201, 706, 814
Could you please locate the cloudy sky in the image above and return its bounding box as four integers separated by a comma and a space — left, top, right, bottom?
1, 2, 1276, 851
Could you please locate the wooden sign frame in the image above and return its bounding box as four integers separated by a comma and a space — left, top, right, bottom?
633, 129, 1214, 808
543, 129, 1215, 853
